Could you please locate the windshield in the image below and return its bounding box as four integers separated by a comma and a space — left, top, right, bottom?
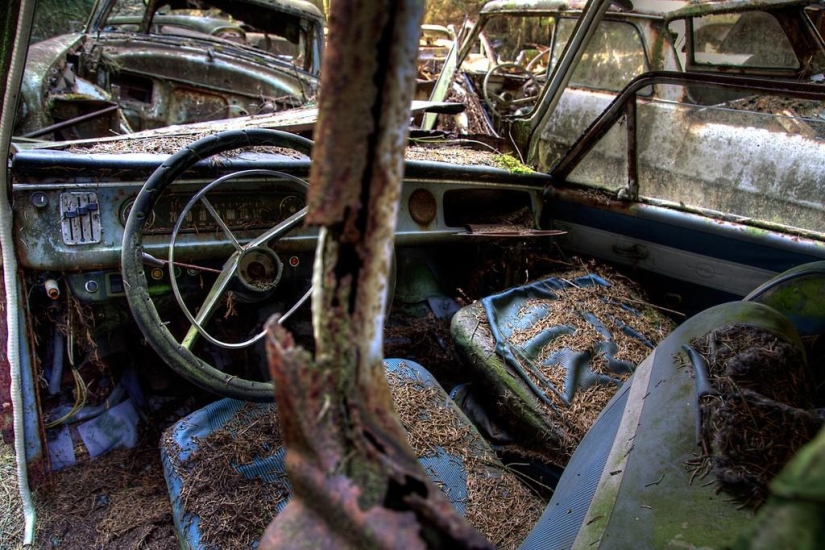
462, 14, 557, 75
101, 0, 317, 72
551, 18, 647, 93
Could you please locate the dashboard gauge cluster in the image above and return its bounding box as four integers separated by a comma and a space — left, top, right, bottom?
119, 191, 305, 234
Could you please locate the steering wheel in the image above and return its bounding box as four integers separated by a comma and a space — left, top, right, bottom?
482, 62, 541, 118
121, 129, 313, 402
525, 47, 551, 73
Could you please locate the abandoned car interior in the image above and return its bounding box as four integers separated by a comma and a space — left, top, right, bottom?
2, 0, 825, 547
15, 0, 325, 141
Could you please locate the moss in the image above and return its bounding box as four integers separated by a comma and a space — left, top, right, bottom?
760, 279, 825, 324
493, 154, 533, 174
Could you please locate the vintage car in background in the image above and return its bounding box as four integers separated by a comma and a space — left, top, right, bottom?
15, 0, 325, 141
2, 0, 825, 547
430, 0, 825, 145
426, 0, 825, 234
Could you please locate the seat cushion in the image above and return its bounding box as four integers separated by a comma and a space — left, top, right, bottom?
161, 359, 544, 549
451, 268, 674, 466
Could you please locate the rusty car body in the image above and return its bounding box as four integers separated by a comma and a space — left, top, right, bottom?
15, 0, 325, 141
2, 0, 825, 547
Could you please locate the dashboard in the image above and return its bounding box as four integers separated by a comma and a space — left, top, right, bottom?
120, 188, 305, 235
11, 148, 551, 304
11, 150, 316, 272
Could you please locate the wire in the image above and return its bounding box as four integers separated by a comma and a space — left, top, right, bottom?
44, 300, 88, 429
43, 369, 88, 429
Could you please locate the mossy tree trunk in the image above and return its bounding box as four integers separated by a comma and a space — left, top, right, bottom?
260, 1, 493, 548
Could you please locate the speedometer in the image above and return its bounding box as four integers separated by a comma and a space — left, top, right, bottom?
279, 195, 305, 218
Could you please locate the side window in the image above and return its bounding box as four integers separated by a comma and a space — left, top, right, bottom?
638, 92, 823, 233
692, 12, 799, 69
563, 84, 825, 234
551, 19, 647, 92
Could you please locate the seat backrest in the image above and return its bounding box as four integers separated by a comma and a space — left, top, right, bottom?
745, 261, 825, 337
519, 301, 805, 549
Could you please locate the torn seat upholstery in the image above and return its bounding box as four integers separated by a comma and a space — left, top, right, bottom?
450, 270, 674, 466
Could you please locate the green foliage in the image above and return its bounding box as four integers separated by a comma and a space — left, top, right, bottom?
31, 0, 95, 43
424, 0, 486, 26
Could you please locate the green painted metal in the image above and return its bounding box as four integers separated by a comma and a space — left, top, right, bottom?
575, 301, 804, 549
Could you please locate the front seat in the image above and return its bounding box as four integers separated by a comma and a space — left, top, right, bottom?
160, 359, 544, 548
520, 298, 820, 549
450, 268, 674, 467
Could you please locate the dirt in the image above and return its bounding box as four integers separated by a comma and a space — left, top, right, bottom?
33, 431, 176, 549
1, 441, 24, 548
387, 367, 545, 550
405, 144, 504, 167
163, 402, 288, 550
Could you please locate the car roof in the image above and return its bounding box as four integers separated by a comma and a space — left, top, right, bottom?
662, 0, 823, 21
479, 0, 822, 19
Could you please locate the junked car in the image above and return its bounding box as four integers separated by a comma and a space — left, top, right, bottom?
431, 0, 825, 145
2, 0, 825, 547
15, 0, 325, 141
